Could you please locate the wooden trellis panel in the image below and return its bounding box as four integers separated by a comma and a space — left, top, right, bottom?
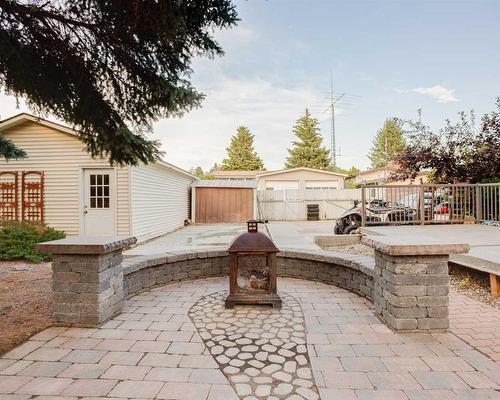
0, 171, 19, 222
22, 171, 44, 223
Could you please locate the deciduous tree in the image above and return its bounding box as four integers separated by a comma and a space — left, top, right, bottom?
0, 0, 238, 164
392, 99, 500, 183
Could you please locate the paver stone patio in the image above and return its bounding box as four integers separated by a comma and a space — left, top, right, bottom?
1, 277, 499, 400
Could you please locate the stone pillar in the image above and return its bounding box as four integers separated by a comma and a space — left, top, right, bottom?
37, 236, 136, 327
363, 237, 469, 333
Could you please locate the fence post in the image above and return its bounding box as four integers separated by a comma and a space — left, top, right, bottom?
283, 189, 287, 220
475, 185, 482, 223
419, 184, 425, 225
361, 184, 366, 227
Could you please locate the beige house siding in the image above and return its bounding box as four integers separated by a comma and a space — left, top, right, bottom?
0, 121, 130, 236
385, 172, 430, 186
349, 168, 430, 186
130, 163, 192, 242
257, 169, 345, 191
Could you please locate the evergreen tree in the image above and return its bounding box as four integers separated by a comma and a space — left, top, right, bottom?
329, 165, 360, 175
285, 110, 331, 170
0, 1, 237, 165
190, 166, 215, 180
208, 163, 220, 174
191, 167, 205, 179
368, 118, 405, 168
347, 166, 361, 175
0, 135, 26, 160
222, 126, 264, 170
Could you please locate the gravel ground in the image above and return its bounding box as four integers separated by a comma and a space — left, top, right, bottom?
449, 263, 500, 309
324, 243, 375, 256
0, 261, 52, 355
326, 243, 500, 309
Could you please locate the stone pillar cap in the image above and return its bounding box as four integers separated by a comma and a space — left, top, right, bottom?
362, 236, 470, 256
36, 236, 137, 255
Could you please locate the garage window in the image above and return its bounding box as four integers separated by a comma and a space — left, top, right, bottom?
265, 180, 299, 190
305, 180, 338, 189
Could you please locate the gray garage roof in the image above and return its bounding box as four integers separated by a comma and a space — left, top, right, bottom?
192, 179, 257, 188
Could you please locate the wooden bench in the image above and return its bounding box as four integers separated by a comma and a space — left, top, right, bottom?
491, 274, 500, 297
449, 254, 500, 297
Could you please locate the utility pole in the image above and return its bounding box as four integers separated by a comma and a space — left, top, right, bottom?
328, 73, 345, 169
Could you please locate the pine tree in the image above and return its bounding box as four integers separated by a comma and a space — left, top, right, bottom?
347, 166, 361, 175
209, 163, 220, 173
0, 135, 26, 160
0, 1, 238, 165
222, 127, 264, 170
368, 118, 405, 168
190, 166, 215, 180
190, 167, 205, 179
285, 110, 331, 170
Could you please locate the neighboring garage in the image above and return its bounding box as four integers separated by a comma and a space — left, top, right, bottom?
257, 167, 346, 190
192, 180, 256, 223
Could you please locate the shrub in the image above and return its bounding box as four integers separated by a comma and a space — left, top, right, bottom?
0, 221, 65, 262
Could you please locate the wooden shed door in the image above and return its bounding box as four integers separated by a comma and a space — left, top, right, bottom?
195, 188, 253, 223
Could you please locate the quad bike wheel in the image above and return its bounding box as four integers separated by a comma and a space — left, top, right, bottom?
343, 224, 358, 234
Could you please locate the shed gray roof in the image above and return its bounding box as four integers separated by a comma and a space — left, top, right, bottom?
192, 179, 257, 188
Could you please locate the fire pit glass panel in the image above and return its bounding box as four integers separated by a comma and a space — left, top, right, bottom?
236, 254, 270, 293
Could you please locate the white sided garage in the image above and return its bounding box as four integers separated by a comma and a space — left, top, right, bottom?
257, 167, 346, 191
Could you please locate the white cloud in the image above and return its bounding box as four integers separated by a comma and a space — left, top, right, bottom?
412, 85, 458, 103
152, 76, 331, 171
0, 78, 335, 172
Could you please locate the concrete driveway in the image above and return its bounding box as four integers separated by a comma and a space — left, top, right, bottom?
125, 221, 334, 256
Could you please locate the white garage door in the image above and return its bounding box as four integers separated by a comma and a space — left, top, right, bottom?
265, 180, 299, 190
305, 180, 338, 189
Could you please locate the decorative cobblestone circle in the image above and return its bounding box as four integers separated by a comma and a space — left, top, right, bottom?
189, 291, 319, 400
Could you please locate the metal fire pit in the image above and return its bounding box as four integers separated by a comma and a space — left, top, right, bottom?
225, 220, 282, 309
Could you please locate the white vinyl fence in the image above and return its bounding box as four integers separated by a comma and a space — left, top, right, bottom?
257, 189, 361, 221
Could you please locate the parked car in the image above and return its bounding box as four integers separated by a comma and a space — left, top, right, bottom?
434, 201, 449, 214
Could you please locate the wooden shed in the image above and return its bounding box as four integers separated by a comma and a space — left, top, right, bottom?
192, 180, 257, 223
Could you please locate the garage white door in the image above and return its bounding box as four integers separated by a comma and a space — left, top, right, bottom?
305, 180, 338, 189
265, 180, 299, 190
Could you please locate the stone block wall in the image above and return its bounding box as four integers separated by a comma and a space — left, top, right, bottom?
40, 236, 466, 332
373, 250, 450, 332
277, 257, 374, 300
51, 250, 125, 326
122, 249, 375, 302
123, 253, 229, 298
37, 236, 136, 327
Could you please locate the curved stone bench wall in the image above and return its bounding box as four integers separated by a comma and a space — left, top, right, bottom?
276, 249, 374, 300
39, 236, 467, 333
123, 250, 229, 297
122, 248, 375, 301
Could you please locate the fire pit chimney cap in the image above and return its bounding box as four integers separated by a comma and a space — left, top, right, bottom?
247, 219, 258, 232
228, 220, 278, 253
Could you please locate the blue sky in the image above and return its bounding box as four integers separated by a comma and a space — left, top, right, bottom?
1, 0, 499, 171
